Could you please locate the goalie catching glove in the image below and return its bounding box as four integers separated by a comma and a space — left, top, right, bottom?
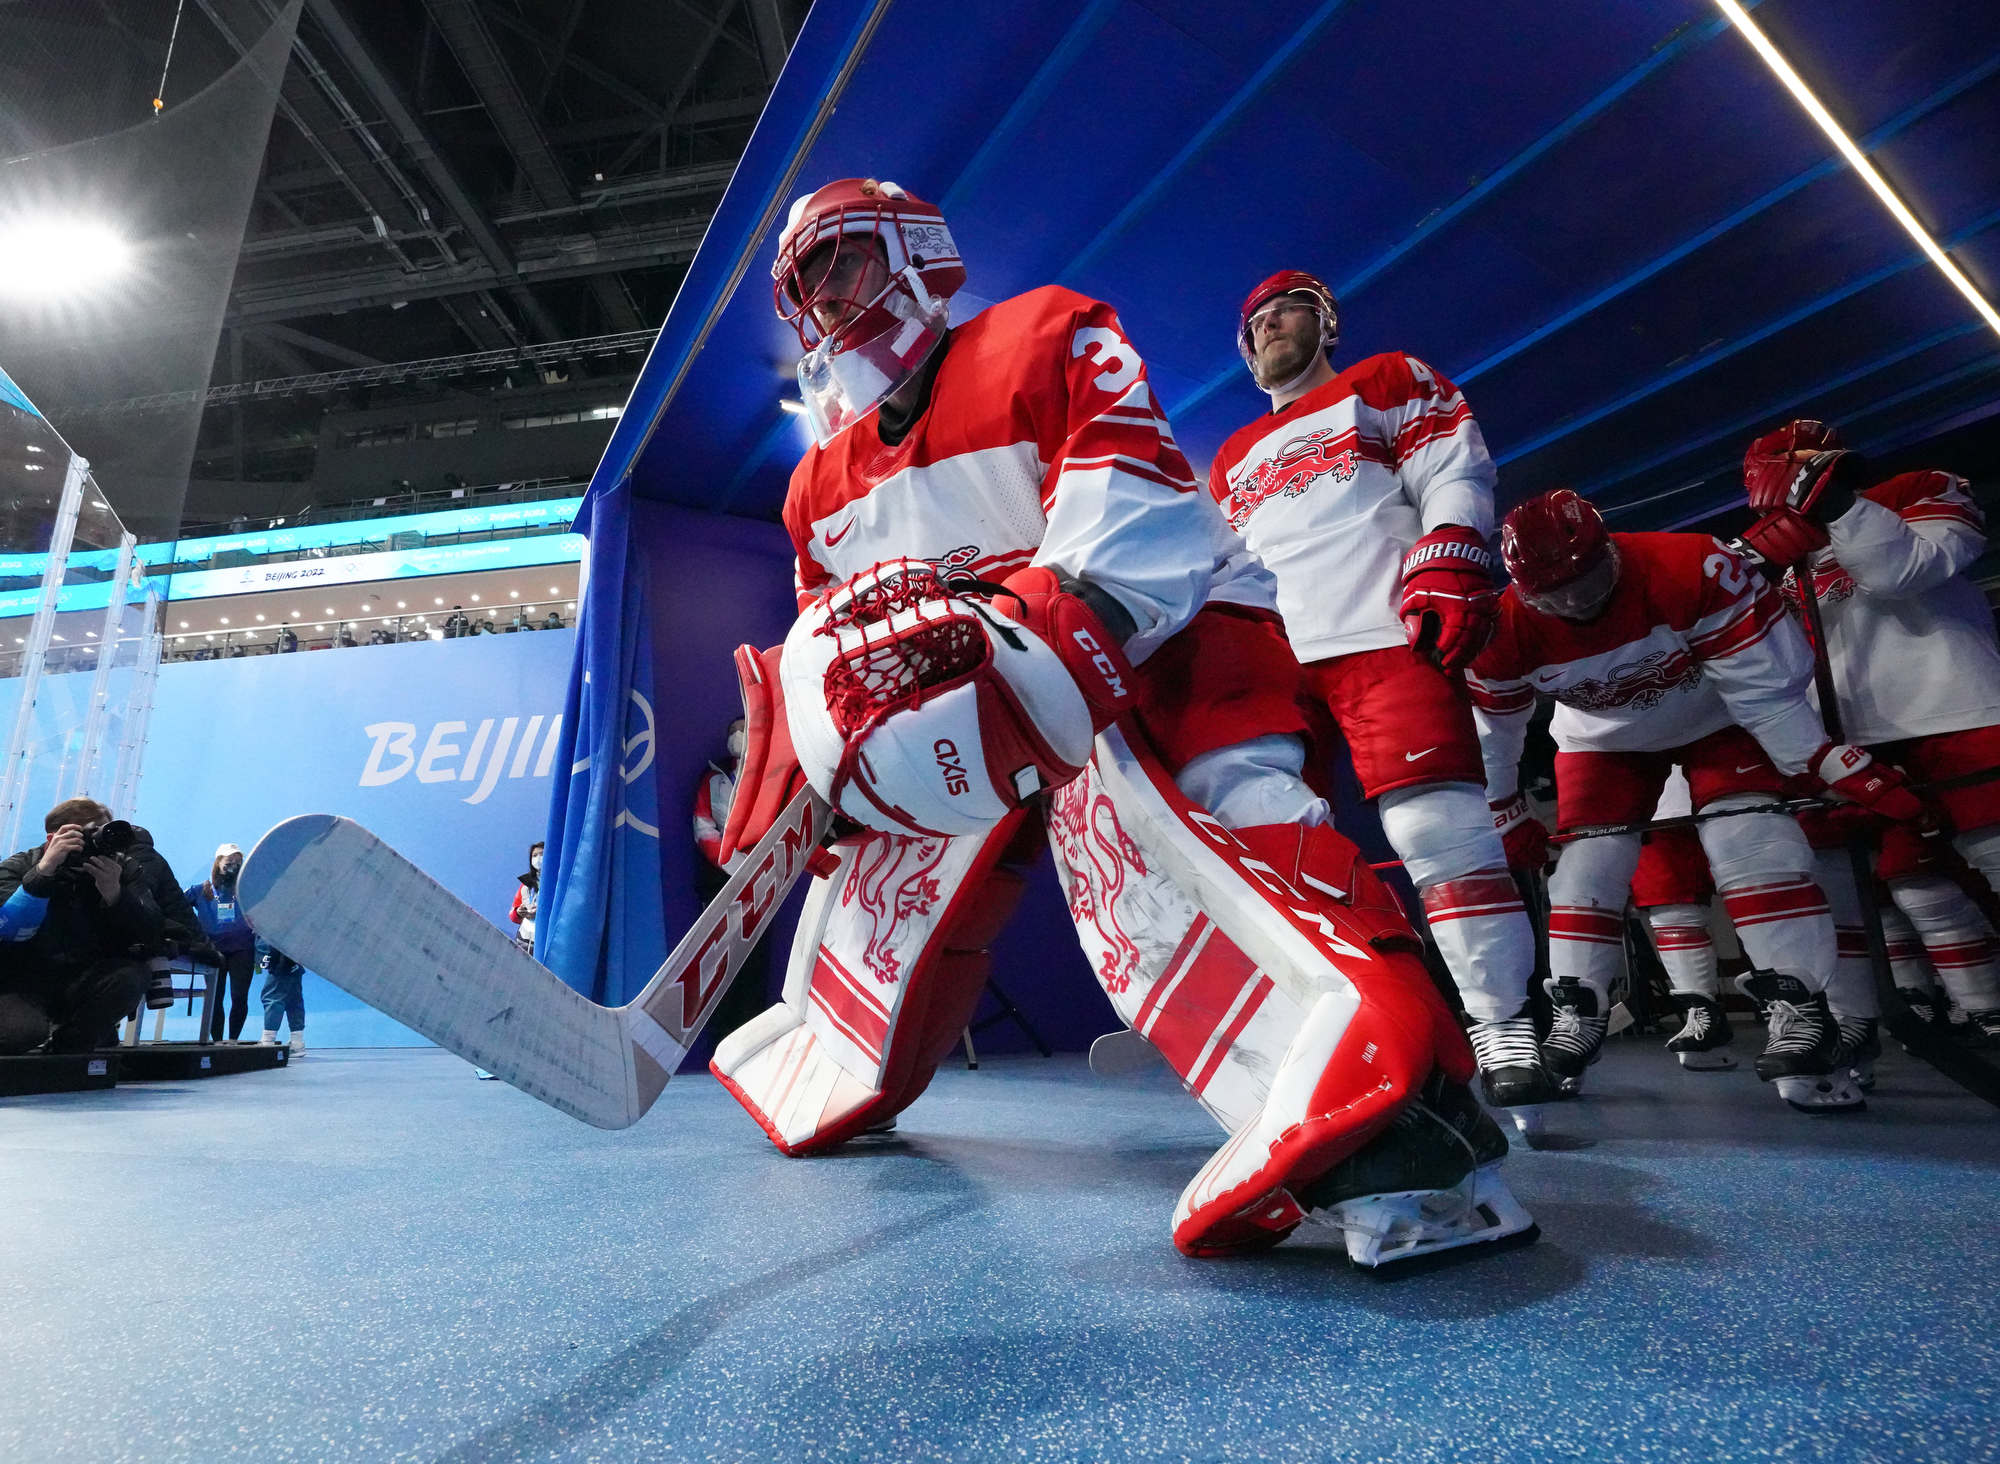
1811, 742, 1946, 836
1399, 525, 1498, 671
721, 560, 1115, 851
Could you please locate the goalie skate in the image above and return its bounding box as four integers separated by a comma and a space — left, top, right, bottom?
1299, 1072, 1537, 1269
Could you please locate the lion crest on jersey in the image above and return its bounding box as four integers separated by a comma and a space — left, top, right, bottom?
1560, 647, 1699, 712
1224, 428, 1360, 530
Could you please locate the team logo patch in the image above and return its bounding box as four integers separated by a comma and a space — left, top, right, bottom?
1560, 648, 1699, 712
1226, 428, 1359, 529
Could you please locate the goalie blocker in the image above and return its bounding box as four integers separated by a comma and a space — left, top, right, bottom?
712, 563, 1528, 1261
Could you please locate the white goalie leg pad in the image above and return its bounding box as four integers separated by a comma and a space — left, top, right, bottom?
1382, 782, 1533, 1023
1699, 797, 1835, 995
1644, 903, 1720, 998
1545, 830, 1643, 1004
1049, 725, 1472, 1257
1172, 734, 1329, 830
712, 812, 1030, 1153
1888, 873, 2000, 1011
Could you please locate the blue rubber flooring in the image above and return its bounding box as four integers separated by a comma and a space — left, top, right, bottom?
3, 1039, 1997, 1463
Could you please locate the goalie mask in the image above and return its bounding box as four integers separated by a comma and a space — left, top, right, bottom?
782, 560, 1094, 838
772, 179, 965, 446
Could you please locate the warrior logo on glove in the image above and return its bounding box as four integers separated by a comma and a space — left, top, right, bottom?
782, 560, 1097, 838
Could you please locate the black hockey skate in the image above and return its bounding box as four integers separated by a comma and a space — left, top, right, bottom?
1466, 1007, 1558, 1108
1733, 970, 1862, 1112
1541, 978, 1607, 1097
1664, 992, 1735, 1071
1831, 1015, 1881, 1092
1298, 1070, 1537, 1270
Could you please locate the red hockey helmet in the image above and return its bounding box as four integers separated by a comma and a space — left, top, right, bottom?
1237, 269, 1339, 383
1500, 488, 1620, 620
770, 179, 964, 444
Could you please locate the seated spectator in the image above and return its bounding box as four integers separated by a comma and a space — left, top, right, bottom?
444, 607, 470, 638
0, 802, 168, 1054
541, 609, 565, 631
337, 624, 358, 648
276, 625, 299, 653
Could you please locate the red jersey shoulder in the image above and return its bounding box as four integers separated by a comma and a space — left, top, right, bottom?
956, 285, 1102, 358
1862, 469, 1981, 527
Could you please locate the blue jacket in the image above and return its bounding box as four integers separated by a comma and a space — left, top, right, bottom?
184, 881, 257, 956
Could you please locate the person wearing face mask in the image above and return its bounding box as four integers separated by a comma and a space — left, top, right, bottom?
185, 843, 258, 1042
509, 841, 543, 956
693, 720, 748, 874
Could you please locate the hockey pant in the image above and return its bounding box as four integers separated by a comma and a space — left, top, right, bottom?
1377, 782, 1535, 1024
1811, 849, 2000, 1015
1549, 798, 1834, 1004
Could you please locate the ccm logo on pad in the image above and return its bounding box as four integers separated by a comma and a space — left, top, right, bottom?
934, 738, 969, 795
1070, 628, 1128, 701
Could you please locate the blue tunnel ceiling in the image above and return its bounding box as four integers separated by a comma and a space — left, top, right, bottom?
597, 0, 2000, 534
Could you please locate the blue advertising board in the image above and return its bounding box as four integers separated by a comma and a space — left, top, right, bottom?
127, 631, 576, 1045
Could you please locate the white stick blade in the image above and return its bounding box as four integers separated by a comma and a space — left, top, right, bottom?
240, 814, 639, 1128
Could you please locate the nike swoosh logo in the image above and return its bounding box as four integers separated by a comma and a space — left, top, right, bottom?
1735, 765, 1761, 774
1404, 746, 1438, 762
824, 519, 855, 547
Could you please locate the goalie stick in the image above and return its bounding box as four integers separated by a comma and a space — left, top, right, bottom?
238, 786, 831, 1128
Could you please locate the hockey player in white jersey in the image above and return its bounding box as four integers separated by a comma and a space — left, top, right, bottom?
1739, 419, 2000, 1046
713, 180, 1531, 1263
1468, 488, 1936, 1111
1208, 270, 1551, 1115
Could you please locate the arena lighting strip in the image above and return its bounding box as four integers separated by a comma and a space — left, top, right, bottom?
1712, 0, 2000, 339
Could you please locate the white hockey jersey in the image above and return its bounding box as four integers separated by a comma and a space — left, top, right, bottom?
785, 285, 1272, 664
1788, 470, 2000, 745
1466, 532, 1825, 798
1205, 352, 1497, 663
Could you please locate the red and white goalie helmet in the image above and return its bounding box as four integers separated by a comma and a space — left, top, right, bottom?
1237, 269, 1340, 387
782, 560, 1094, 838
771, 179, 965, 446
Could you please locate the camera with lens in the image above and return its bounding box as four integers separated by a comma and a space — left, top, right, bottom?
59, 819, 138, 885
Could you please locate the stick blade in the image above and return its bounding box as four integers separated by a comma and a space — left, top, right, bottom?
1088, 1029, 1165, 1079
241, 815, 641, 1128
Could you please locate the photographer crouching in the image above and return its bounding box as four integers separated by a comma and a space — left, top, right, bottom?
0, 799, 186, 1054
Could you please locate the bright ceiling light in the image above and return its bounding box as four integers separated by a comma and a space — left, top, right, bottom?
470, 594, 480, 602
396, 600, 406, 609
510, 590, 519, 598
255, 613, 265, 622
219, 616, 229, 625
549, 586, 560, 594
0, 218, 133, 300
779, 398, 806, 416
1714, 0, 2000, 339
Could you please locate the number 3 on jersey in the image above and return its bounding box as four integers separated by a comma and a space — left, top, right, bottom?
1071, 326, 1141, 395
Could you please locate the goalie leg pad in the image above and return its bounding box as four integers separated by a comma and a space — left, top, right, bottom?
712, 811, 1034, 1153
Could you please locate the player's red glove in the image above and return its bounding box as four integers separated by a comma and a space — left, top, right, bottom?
1399, 525, 1498, 672
1811, 742, 1947, 836
1738, 506, 1829, 567
1742, 420, 1863, 523
1490, 792, 1550, 871
717, 642, 806, 865
993, 566, 1137, 733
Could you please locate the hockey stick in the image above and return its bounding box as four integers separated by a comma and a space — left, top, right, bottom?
238, 785, 832, 1128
